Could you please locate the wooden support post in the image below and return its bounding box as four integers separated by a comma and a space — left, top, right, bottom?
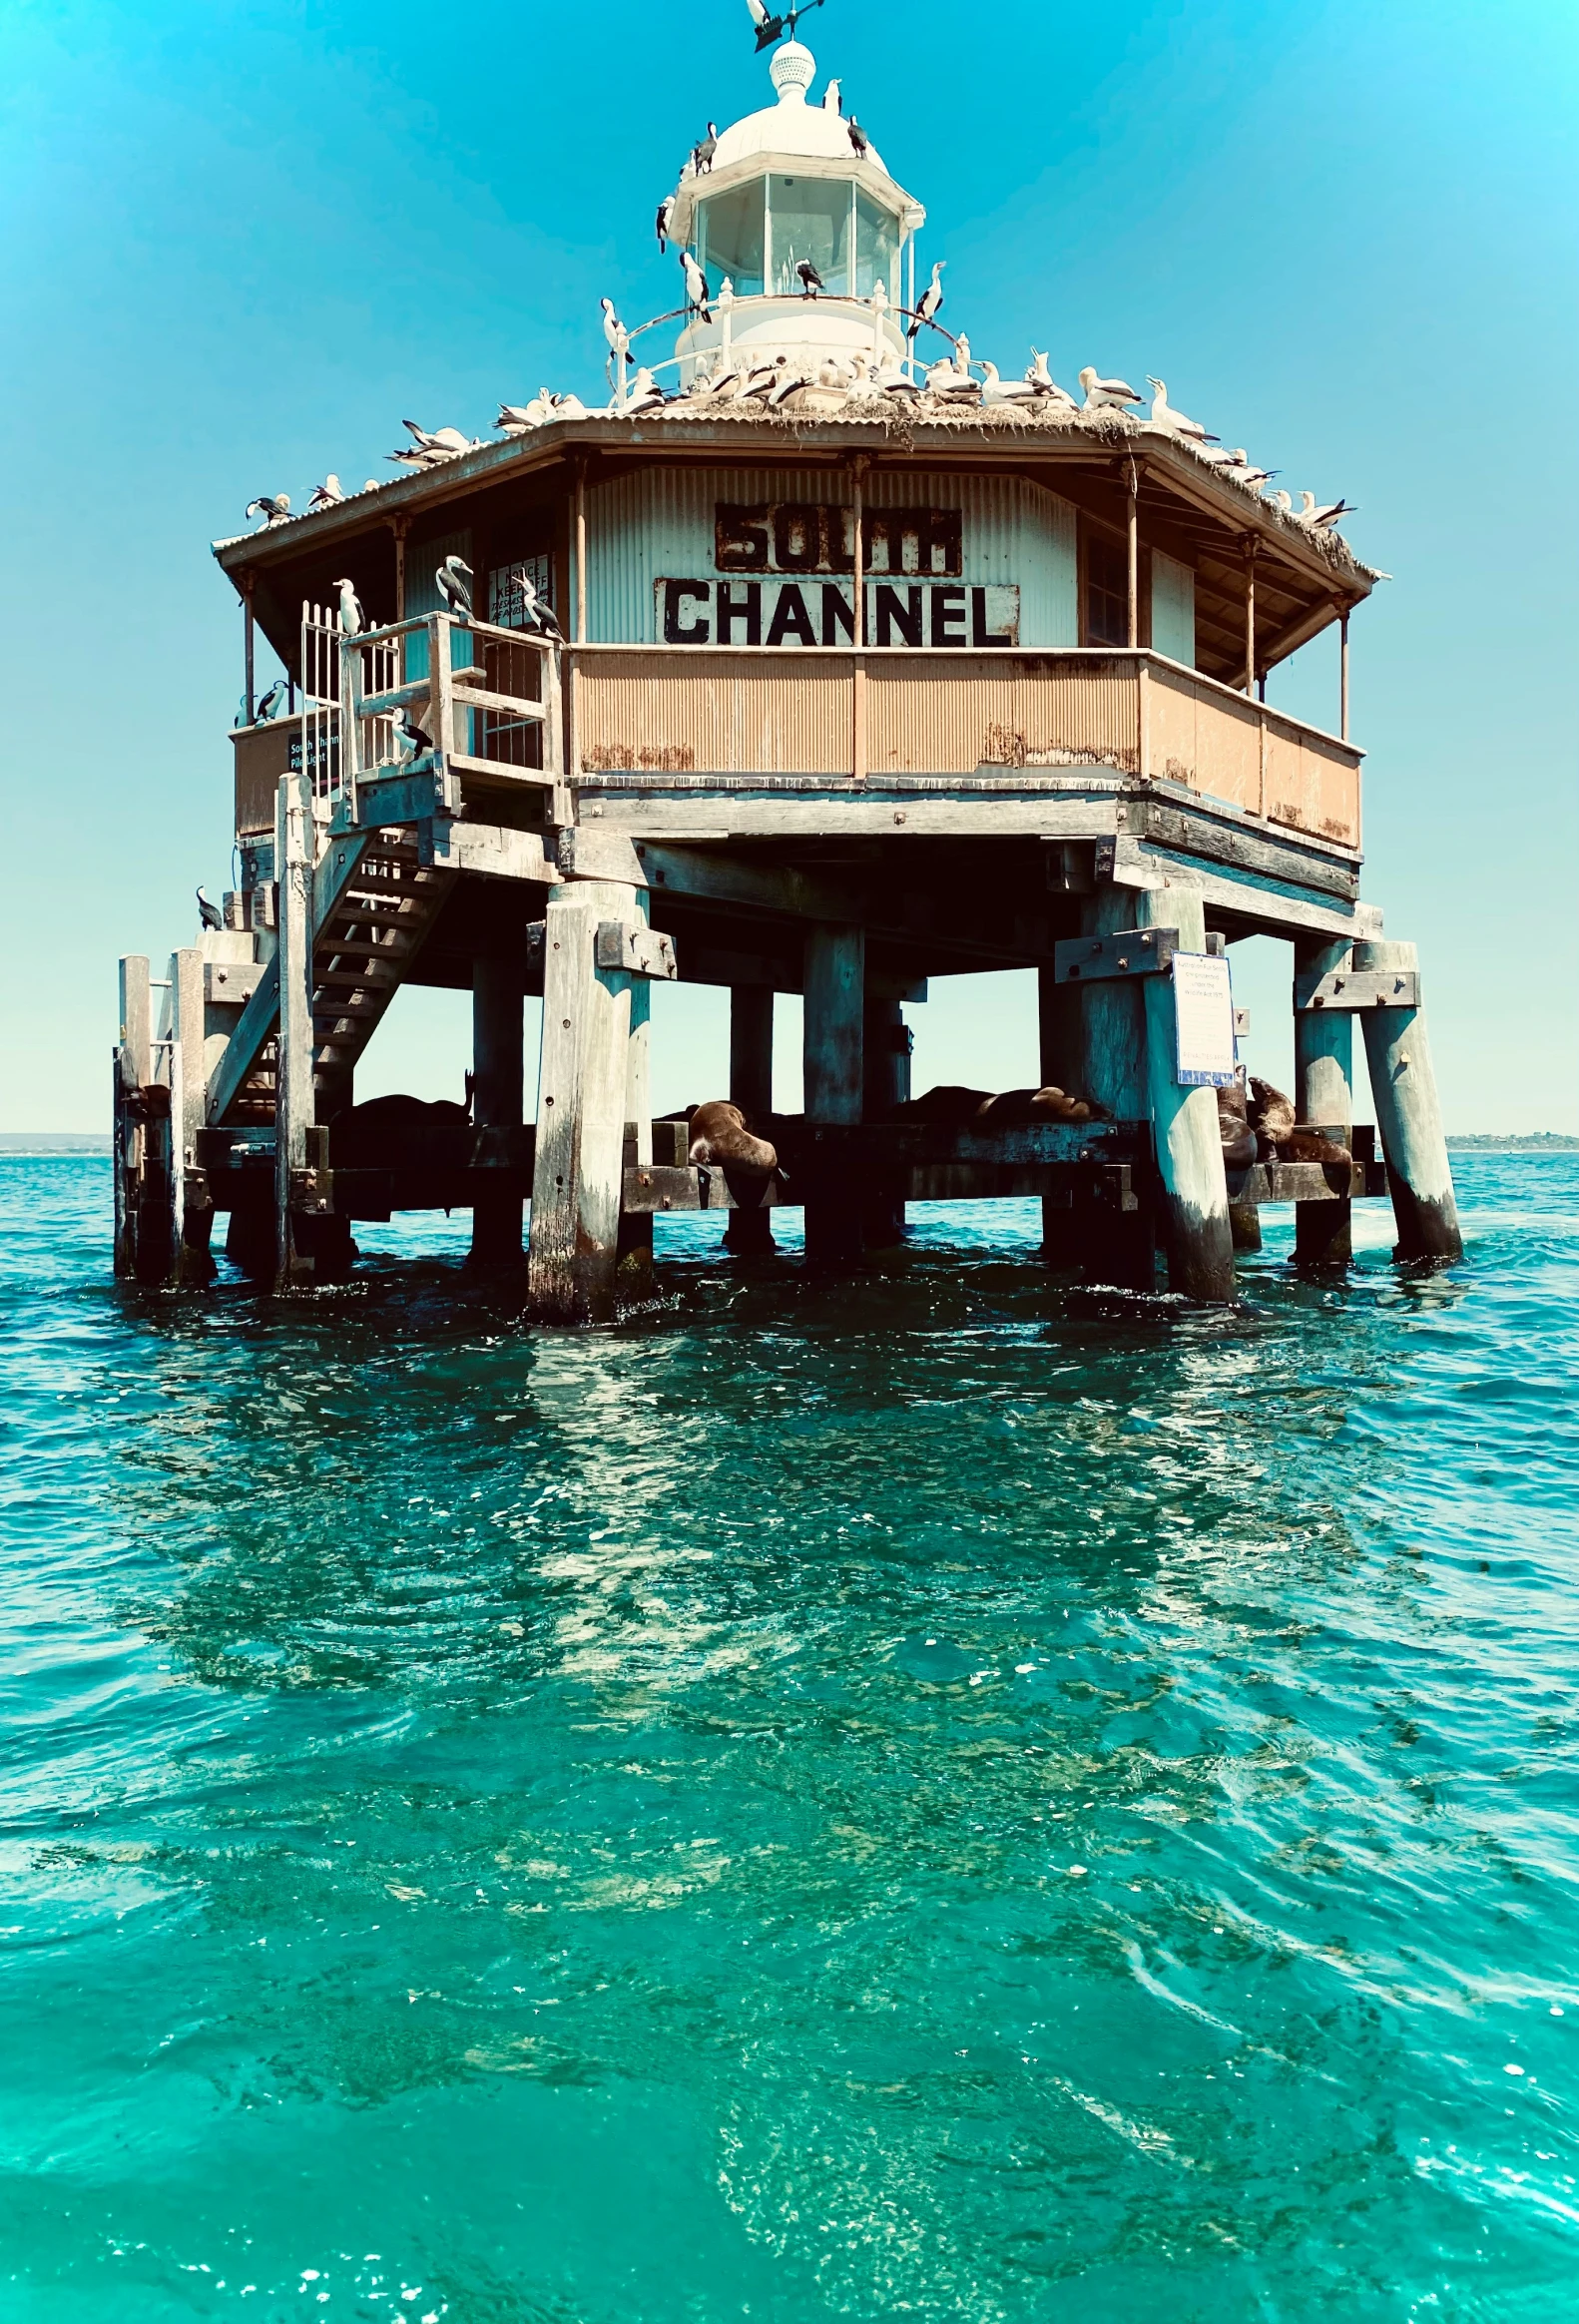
1339, 608, 1350, 742
616, 974, 655, 1298
1126, 461, 1140, 651
115, 955, 151, 1278
1352, 938, 1462, 1262
1294, 935, 1354, 1268
1138, 884, 1236, 1301
170, 945, 216, 1285
529, 879, 650, 1321
574, 460, 588, 647
470, 951, 526, 1268
1072, 887, 1156, 1290
273, 770, 317, 1288
1228, 1196, 1263, 1254
391, 514, 409, 621
860, 993, 910, 1247
242, 577, 256, 727
1243, 538, 1257, 695
1037, 960, 1084, 1265
725, 986, 777, 1254
802, 921, 865, 1262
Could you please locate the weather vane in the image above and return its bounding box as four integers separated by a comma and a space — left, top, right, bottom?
746, 0, 825, 52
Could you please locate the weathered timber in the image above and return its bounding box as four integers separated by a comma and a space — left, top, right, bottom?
470, 951, 527, 1267
1139, 884, 1235, 1301
273, 772, 318, 1287
725, 986, 777, 1253
1071, 888, 1156, 1290
1055, 925, 1180, 983
171, 946, 216, 1286
528, 878, 652, 1321
114, 956, 151, 1279
1352, 938, 1462, 1261
802, 922, 865, 1261
861, 993, 911, 1246
1294, 965, 1420, 1013
1294, 936, 1355, 1266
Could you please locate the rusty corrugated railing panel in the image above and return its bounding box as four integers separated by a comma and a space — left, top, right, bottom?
1264, 718, 1360, 849
867, 654, 1138, 776
577, 649, 851, 775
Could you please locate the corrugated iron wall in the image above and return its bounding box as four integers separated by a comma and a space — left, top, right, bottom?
585, 467, 1078, 648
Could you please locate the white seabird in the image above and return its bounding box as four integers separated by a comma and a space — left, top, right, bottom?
436, 554, 474, 619
980, 361, 1036, 405
822, 78, 841, 112
681, 250, 712, 320
306, 475, 344, 512
908, 261, 945, 346
515, 573, 565, 642
655, 197, 675, 253
1146, 377, 1218, 443
693, 122, 719, 174
1078, 367, 1143, 412
1209, 448, 1278, 488
620, 366, 667, 415
333, 578, 366, 637
254, 676, 288, 721
1297, 490, 1356, 529
601, 297, 630, 357
246, 492, 290, 524
394, 707, 433, 761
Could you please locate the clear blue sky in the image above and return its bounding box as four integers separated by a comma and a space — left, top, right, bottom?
3, 0, 1575, 1132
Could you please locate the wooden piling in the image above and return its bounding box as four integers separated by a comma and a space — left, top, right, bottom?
1137, 886, 1236, 1301
616, 977, 655, 1299
802, 922, 865, 1261
171, 945, 216, 1285
1294, 935, 1354, 1268
1072, 889, 1156, 1290
1228, 1196, 1263, 1254
529, 878, 650, 1321
1352, 938, 1462, 1261
273, 771, 317, 1288
470, 951, 526, 1267
115, 956, 151, 1278
1037, 960, 1085, 1264
725, 986, 777, 1254
861, 993, 909, 1247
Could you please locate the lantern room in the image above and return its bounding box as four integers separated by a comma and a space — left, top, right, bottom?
669, 40, 924, 379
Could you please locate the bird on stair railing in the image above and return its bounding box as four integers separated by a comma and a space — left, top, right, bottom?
197, 886, 224, 932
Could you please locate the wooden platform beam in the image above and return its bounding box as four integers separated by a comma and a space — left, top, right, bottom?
1139, 885, 1235, 1302
725, 986, 777, 1254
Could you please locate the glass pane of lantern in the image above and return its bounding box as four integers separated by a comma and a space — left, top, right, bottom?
855, 192, 899, 300
698, 184, 765, 297
769, 176, 851, 295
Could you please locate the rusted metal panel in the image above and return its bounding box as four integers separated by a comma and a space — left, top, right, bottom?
578, 649, 851, 774
867, 654, 1138, 775
1148, 665, 1261, 815
586, 466, 1078, 647
1264, 718, 1360, 849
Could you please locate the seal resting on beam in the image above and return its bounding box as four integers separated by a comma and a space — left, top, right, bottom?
687, 1102, 778, 1176
1248, 1076, 1351, 1163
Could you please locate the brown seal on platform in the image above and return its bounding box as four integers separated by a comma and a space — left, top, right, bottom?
1246, 1077, 1350, 1163
897, 1083, 1109, 1127
687, 1102, 778, 1177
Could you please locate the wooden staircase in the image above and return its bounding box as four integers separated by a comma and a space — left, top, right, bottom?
223, 836, 455, 1126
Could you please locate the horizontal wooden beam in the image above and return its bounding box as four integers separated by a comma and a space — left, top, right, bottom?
1295, 965, 1418, 1013
1054, 926, 1179, 983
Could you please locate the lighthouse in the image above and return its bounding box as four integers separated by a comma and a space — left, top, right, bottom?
111, 22, 1462, 1313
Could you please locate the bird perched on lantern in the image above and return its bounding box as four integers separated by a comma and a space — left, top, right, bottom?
795, 260, 824, 298
682, 249, 712, 320
908, 261, 945, 346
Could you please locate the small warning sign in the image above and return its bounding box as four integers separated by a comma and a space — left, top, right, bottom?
1172, 953, 1238, 1087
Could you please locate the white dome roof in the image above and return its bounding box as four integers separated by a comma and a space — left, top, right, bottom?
712, 41, 890, 177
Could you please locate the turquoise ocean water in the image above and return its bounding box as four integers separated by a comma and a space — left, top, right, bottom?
2, 1155, 1576, 2321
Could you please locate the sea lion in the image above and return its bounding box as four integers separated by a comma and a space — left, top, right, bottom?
1217, 1076, 1258, 1172
687, 1101, 778, 1177
1245, 1077, 1349, 1163
896, 1085, 995, 1126
897, 1083, 1108, 1127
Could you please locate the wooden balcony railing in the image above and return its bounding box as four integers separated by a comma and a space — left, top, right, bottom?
568, 646, 1362, 851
